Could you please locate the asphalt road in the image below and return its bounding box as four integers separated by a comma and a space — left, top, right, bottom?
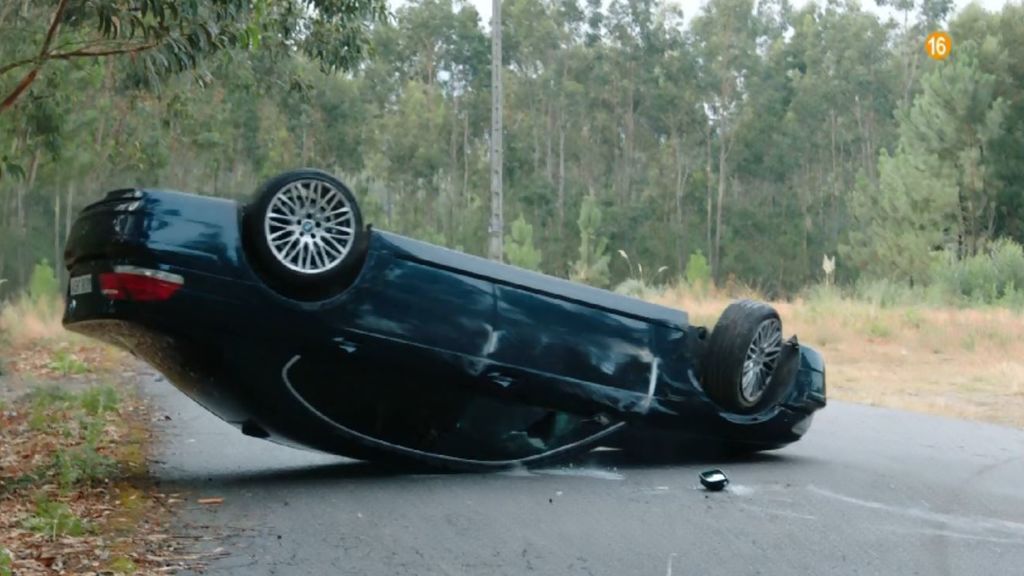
144, 372, 1024, 576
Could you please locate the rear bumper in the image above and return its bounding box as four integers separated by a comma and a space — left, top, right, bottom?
63, 262, 263, 424
62, 188, 273, 423
64, 188, 248, 280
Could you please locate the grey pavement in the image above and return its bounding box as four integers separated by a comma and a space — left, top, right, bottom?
145, 372, 1024, 576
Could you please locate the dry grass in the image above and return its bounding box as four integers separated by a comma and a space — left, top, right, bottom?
651, 285, 1024, 429
0, 297, 66, 349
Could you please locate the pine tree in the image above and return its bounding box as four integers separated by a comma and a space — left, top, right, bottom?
842, 150, 958, 284
505, 215, 543, 271
570, 194, 610, 287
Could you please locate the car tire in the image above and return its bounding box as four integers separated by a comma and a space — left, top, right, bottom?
245, 169, 368, 297
703, 299, 784, 413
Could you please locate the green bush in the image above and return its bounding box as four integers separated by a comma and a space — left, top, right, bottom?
0, 547, 11, 576
51, 443, 117, 491
802, 283, 843, 306
570, 195, 611, 288
28, 386, 75, 429
903, 307, 924, 329
51, 413, 117, 490
107, 556, 138, 575
28, 385, 75, 406
866, 319, 892, 339
852, 278, 920, 308
614, 278, 650, 298
48, 350, 90, 376
684, 250, 711, 288
28, 259, 59, 304
932, 238, 1024, 307
21, 497, 90, 538
22, 385, 121, 489
505, 215, 543, 271
80, 385, 120, 416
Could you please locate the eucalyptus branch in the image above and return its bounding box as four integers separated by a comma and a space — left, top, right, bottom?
48, 42, 162, 60
0, 0, 70, 112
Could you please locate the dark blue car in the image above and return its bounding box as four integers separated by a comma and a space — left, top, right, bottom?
62, 169, 826, 470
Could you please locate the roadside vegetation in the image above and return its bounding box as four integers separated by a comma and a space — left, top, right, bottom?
648, 285, 1024, 429
612, 234, 1024, 428
0, 263, 206, 575
0, 380, 185, 575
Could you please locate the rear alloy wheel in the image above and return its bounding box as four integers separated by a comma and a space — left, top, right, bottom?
702, 300, 784, 413
247, 169, 367, 296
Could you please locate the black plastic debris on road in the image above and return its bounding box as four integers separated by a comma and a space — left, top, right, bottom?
699, 469, 729, 491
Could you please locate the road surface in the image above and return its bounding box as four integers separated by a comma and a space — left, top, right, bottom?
144, 372, 1024, 576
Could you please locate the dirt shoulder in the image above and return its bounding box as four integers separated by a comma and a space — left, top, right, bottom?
653, 289, 1024, 430
0, 340, 208, 575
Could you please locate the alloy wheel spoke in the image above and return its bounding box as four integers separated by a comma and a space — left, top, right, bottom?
264, 178, 356, 274
740, 317, 783, 403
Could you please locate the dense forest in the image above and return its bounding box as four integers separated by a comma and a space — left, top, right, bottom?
1, 0, 1023, 302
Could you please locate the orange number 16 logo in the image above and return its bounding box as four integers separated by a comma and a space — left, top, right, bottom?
926, 31, 952, 60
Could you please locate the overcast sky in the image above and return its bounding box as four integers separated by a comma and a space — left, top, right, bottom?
460, 0, 1015, 29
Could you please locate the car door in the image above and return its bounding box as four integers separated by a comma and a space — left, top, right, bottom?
490, 284, 656, 401
281, 253, 624, 462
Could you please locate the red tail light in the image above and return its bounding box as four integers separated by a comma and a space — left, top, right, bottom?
99, 266, 184, 302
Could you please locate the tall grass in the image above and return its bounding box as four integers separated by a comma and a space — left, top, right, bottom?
0, 258, 67, 348
931, 239, 1024, 309
0, 295, 65, 348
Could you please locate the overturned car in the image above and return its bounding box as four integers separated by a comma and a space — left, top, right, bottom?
62, 169, 826, 470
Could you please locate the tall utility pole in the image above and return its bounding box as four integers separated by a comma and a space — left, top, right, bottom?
487, 0, 504, 261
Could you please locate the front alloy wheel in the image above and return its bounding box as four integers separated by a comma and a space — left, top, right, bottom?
247, 169, 367, 297
740, 317, 782, 405
703, 300, 786, 413
263, 177, 357, 274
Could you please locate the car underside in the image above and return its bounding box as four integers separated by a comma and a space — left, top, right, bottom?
62, 170, 826, 470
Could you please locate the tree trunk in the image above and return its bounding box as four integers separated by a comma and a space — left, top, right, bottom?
16, 149, 41, 286
545, 100, 554, 184
487, 0, 504, 261
714, 133, 728, 283
854, 95, 870, 182
462, 113, 469, 205
557, 118, 566, 233
705, 121, 713, 274
674, 132, 683, 227
386, 184, 393, 228
866, 103, 877, 184
675, 132, 691, 274
624, 66, 635, 202
448, 95, 460, 245
65, 184, 74, 245
533, 105, 541, 174
54, 194, 61, 286
904, 48, 920, 109
830, 108, 839, 246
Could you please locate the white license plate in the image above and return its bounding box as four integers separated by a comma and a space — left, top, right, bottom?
69, 275, 93, 296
